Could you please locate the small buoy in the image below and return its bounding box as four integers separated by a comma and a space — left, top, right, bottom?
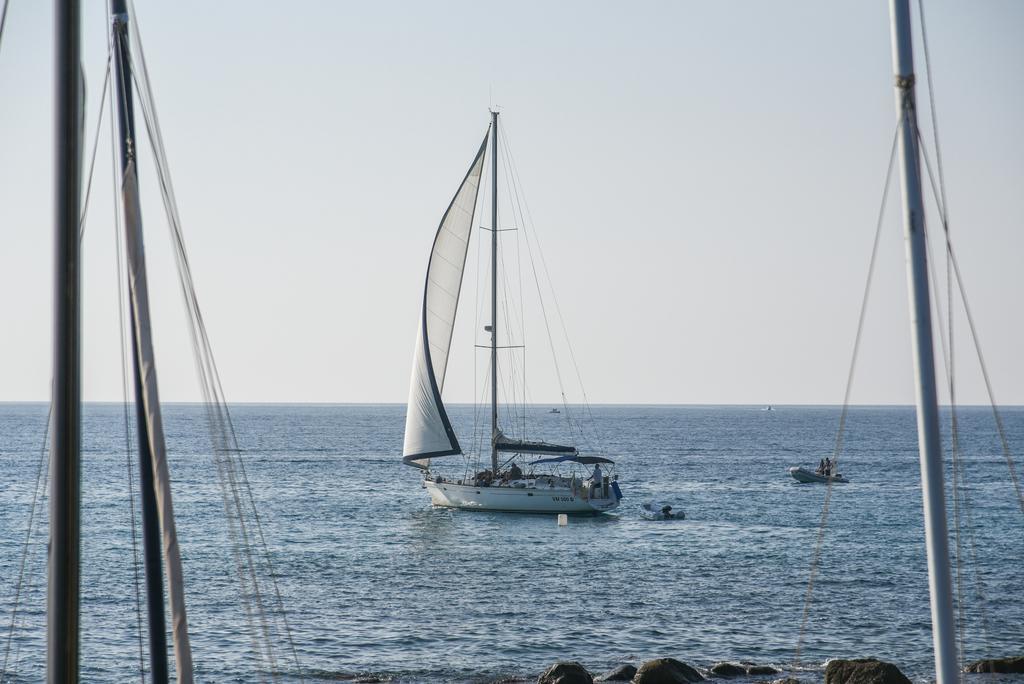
557, 513, 568, 526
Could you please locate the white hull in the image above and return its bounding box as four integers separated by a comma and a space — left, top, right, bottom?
424, 479, 619, 513
788, 466, 848, 484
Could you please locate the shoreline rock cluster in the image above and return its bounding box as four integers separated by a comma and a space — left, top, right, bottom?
338, 654, 1024, 683
535, 655, 1024, 684
537, 657, 778, 684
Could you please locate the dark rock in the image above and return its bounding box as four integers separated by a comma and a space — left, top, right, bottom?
824, 659, 910, 684
595, 664, 637, 681
538, 661, 593, 684
710, 663, 747, 678
746, 666, 780, 676
634, 658, 704, 684
965, 657, 1024, 674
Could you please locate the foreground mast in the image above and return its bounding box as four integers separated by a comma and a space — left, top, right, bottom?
49, 1, 82, 680
887, 2, 958, 682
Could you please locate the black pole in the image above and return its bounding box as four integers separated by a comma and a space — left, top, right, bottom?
109, 2, 168, 681
49, 1, 82, 682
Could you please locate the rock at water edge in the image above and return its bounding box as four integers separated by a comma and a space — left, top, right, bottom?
746, 665, 781, 676
538, 661, 594, 684
964, 657, 1024, 674
710, 663, 747, 678
824, 659, 911, 684
595, 664, 637, 681
634, 658, 705, 684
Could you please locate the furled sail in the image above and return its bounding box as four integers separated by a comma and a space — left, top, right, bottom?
494, 429, 577, 455
403, 134, 488, 468
122, 159, 194, 682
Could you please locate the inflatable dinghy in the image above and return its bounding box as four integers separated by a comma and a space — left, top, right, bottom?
640, 502, 684, 520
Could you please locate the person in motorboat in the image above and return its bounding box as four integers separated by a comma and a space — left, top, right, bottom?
824, 457, 832, 477
817, 458, 826, 475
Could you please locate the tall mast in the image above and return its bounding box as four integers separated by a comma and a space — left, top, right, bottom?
888, 2, 958, 683
49, 0, 82, 681
110, 2, 168, 680
489, 110, 499, 474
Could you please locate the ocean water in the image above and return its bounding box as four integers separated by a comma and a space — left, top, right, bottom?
0, 403, 1021, 682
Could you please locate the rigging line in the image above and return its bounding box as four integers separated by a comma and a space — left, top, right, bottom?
920, 207, 970, 663
125, 47, 287, 676
497, 231, 525, 433
10, 448, 49, 674
908, 15, 980, 647
917, 127, 1014, 648
515, 193, 571, 428
512, 136, 526, 437
0, 0, 8, 57
913, 113, 977, 663
126, 17, 300, 675
495, 132, 528, 427
916, 0, 951, 237
912, 18, 981, 647
496, 130, 570, 413
919, 172, 993, 659
0, 403, 52, 679
502, 137, 587, 450
473, 160, 485, 462
78, 58, 112, 240
794, 120, 901, 667
499, 125, 599, 445
913, 7, 967, 603
915, 134, 1024, 518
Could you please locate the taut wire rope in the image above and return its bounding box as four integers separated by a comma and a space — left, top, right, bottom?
1, 404, 52, 678
123, 3, 305, 675
793, 121, 900, 666
499, 122, 605, 452
914, 135, 1024, 518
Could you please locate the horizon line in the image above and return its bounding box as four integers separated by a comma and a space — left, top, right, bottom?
1, 400, 1021, 409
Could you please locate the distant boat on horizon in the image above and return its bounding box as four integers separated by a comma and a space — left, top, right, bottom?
400, 111, 622, 514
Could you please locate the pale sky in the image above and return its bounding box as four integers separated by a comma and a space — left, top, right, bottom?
0, 1, 1021, 405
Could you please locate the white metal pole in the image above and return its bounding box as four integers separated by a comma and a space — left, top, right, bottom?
490, 110, 499, 475
888, 2, 958, 682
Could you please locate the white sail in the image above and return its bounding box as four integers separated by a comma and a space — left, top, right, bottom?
403, 135, 488, 466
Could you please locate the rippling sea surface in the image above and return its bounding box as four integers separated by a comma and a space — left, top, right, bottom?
0, 403, 1021, 682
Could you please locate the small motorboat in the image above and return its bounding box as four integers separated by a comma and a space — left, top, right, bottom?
788, 466, 849, 484
640, 502, 684, 520
548, 408, 561, 414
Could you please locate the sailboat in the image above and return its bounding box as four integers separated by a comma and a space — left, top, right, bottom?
401, 111, 622, 513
